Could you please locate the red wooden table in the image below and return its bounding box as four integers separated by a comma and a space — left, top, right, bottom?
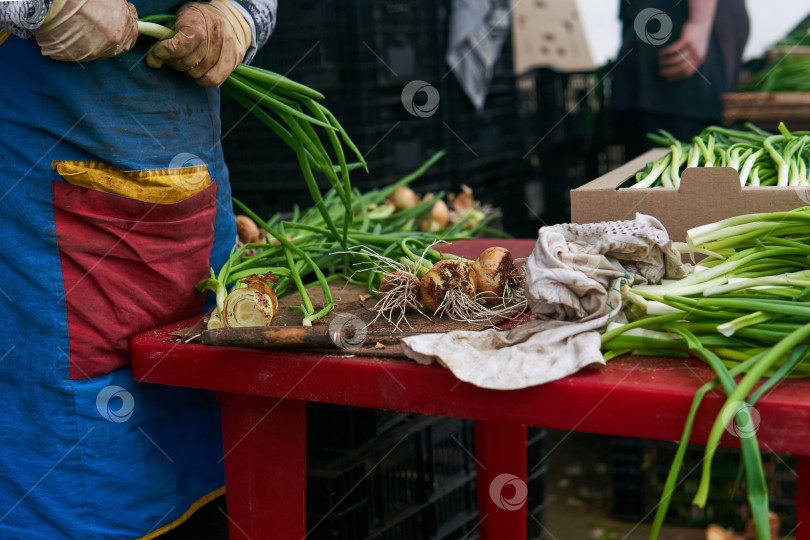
131, 240, 810, 539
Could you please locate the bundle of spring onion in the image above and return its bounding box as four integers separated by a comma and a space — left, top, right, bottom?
197, 152, 520, 328
740, 13, 810, 92
602, 208, 810, 539
137, 15, 366, 249
742, 54, 810, 93
634, 122, 810, 188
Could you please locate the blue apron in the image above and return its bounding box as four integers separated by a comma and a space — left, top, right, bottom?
0, 3, 236, 538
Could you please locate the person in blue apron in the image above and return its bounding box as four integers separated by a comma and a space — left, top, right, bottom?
0, 0, 275, 538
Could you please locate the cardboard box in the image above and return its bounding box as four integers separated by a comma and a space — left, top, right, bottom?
571, 149, 810, 242
511, 0, 594, 74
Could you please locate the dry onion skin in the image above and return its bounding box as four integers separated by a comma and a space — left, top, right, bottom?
420, 259, 476, 316
449, 184, 475, 212
472, 247, 516, 304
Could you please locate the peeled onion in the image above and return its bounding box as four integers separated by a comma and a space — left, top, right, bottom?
420, 259, 475, 314
472, 247, 516, 304
221, 273, 278, 327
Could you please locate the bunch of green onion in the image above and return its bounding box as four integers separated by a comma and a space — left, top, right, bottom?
635, 122, 810, 188
197, 152, 506, 326
740, 14, 810, 92
742, 54, 810, 93
137, 15, 366, 250
602, 207, 810, 539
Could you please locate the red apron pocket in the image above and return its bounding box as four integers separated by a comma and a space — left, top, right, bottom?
53, 181, 218, 379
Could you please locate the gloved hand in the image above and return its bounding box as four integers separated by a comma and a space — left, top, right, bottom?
34, 0, 138, 62
146, 0, 251, 87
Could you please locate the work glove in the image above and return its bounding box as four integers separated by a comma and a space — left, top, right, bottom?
146, 0, 251, 87
34, 0, 138, 62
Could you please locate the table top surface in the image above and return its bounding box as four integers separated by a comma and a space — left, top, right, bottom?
131, 239, 810, 456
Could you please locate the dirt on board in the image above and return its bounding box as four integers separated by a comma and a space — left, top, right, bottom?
174, 279, 529, 357
272, 279, 513, 356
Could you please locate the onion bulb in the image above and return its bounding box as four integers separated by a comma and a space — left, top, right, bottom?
235, 215, 264, 244
392, 187, 419, 210
221, 273, 278, 327
419, 199, 449, 232
449, 184, 475, 212
472, 247, 516, 304
420, 259, 476, 314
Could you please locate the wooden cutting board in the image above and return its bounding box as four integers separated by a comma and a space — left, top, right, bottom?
173, 279, 529, 356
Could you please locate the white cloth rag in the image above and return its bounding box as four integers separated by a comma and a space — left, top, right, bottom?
401, 213, 688, 390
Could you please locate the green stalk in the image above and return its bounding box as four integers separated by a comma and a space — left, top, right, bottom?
648, 351, 765, 540
136, 20, 175, 39
694, 322, 810, 509
233, 199, 334, 325
224, 75, 335, 130
232, 64, 325, 100
663, 324, 769, 540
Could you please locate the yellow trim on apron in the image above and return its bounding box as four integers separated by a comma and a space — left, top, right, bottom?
0, 30, 11, 47
135, 486, 226, 540
52, 160, 211, 204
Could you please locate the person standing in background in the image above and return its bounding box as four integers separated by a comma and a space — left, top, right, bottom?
611, 0, 749, 158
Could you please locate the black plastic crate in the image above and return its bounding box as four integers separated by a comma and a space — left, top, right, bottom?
249, 0, 350, 91
346, 0, 450, 89
518, 68, 608, 149
609, 437, 797, 535
308, 417, 547, 540
527, 427, 548, 540
349, 119, 451, 186
443, 108, 522, 161
532, 141, 597, 226
307, 415, 478, 540
307, 403, 411, 459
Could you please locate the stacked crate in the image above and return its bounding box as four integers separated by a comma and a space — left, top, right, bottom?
306, 406, 548, 540
517, 66, 624, 226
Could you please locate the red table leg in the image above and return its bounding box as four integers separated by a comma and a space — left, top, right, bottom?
798, 455, 810, 540
217, 392, 307, 540
475, 420, 528, 540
